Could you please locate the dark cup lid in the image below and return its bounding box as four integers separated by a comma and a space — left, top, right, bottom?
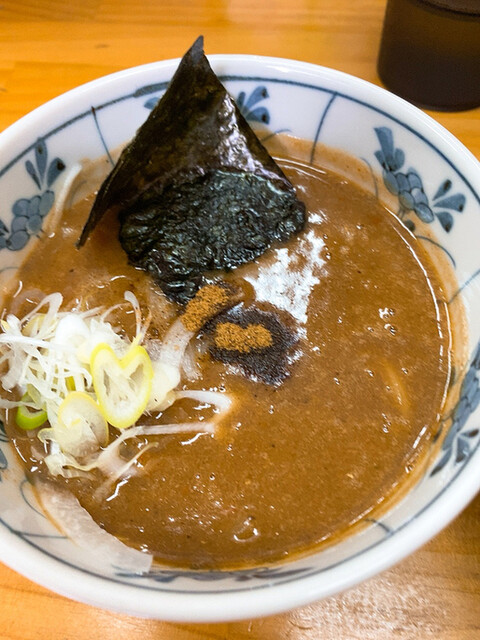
422, 0, 480, 15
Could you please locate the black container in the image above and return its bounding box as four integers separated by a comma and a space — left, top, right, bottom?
378, 0, 480, 111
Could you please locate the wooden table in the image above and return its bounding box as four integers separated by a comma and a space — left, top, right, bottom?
0, 1, 478, 638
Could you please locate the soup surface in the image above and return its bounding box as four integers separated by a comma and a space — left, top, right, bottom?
3, 137, 453, 569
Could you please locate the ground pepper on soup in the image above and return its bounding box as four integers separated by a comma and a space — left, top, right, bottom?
0, 136, 456, 570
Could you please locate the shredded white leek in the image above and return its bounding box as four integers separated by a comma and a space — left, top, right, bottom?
43, 421, 215, 479
175, 389, 232, 416
38, 482, 153, 573
157, 317, 195, 370
46, 163, 83, 235
0, 291, 234, 480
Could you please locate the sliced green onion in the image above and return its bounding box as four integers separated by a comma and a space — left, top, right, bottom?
16, 400, 48, 431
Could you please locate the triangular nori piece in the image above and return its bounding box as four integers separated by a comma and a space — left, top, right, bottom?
78, 36, 306, 303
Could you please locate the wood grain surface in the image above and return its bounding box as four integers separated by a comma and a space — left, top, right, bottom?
0, 1, 478, 638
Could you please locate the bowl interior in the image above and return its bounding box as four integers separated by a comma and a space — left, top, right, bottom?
0, 55, 479, 622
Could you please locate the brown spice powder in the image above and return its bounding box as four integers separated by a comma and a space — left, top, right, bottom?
181, 284, 230, 332
206, 304, 299, 385
214, 322, 273, 353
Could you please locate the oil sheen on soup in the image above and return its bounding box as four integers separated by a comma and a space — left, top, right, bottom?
4, 137, 452, 570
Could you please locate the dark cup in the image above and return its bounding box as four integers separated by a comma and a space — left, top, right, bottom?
378, 0, 480, 111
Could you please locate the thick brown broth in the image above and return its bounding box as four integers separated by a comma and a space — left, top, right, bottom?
5, 141, 453, 569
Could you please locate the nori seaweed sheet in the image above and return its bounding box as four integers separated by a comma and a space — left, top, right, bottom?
78, 36, 306, 304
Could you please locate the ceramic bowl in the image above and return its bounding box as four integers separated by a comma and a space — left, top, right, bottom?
0, 54, 479, 622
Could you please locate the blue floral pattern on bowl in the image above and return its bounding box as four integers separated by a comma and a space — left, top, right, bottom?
0, 140, 65, 251
236, 86, 270, 124
432, 342, 480, 475
374, 126, 466, 234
